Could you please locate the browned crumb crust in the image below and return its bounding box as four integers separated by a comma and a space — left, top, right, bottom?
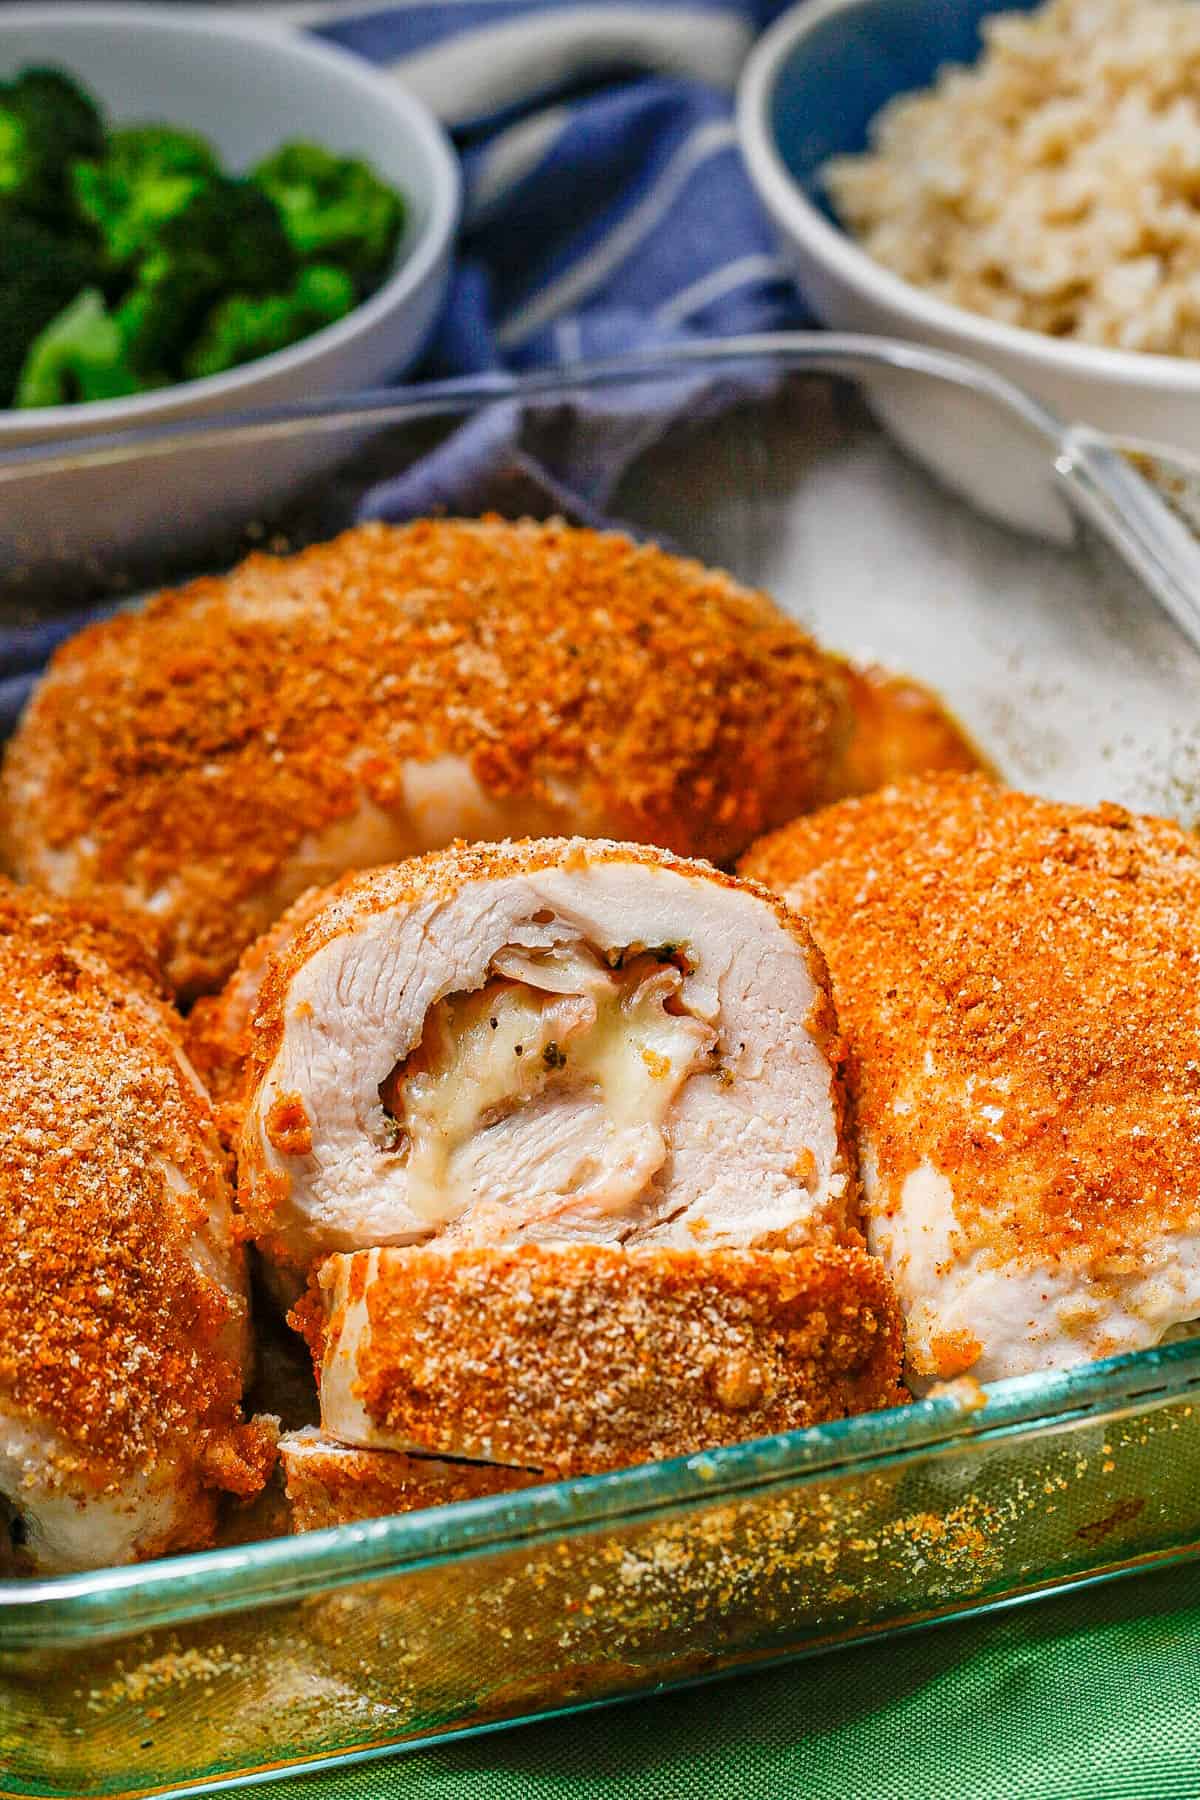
280, 1434, 538, 1533
313, 1243, 906, 1474
0, 878, 265, 1503
184, 990, 252, 1134
741, 774, 1200, 1274
0, 882, 169, 1004
2, 518, 849, 998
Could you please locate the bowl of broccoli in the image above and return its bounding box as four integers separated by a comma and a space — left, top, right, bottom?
0, 5, 459, 445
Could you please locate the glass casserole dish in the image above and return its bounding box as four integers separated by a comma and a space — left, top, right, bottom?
5, 337, 1200, 1799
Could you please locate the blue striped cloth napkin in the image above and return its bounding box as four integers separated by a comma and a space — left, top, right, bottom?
294, 0, 800, 374
295, 0, 807, 526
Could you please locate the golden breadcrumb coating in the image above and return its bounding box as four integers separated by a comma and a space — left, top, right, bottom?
741, 775, 1200, 1284
281, 1434, 538, 1533
0, 881, 271, 1548
303, 1242, 906, 1475
1, 518, 849, 1000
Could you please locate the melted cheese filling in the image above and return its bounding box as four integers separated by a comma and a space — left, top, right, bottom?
380, 943, 716, 1229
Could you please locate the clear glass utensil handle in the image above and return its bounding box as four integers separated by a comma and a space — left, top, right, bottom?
1055, 427, 1200, 656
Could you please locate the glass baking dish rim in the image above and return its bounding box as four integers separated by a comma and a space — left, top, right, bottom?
5, 1337, 1200, 1647
0, 330, 1066, 479
8, 333, 1199, 659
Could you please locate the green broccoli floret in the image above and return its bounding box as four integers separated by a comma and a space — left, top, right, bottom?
14, 288, 142, 408
110, 181, 297, 378
183, 264, 356, 380
0, 67, 105, 221
0, 211, 101, 404
72, 125, 218, 268
251, 143, 404, 292
113, 249, 215, 378
157, 176, 296, 293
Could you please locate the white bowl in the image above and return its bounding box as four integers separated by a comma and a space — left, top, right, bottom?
0, 4, 459, 448
738, 0, 1200, 537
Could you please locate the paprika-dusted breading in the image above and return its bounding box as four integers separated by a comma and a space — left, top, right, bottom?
0, 880, 272, 1573
306, 1243, 906, 1475
742, 775, 1200, 1384
1, 517, 851, 1000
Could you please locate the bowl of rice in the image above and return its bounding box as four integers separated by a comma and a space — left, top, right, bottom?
738, 0, 1200, 533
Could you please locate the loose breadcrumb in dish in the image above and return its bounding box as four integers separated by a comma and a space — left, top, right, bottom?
824, 0, 1200, 356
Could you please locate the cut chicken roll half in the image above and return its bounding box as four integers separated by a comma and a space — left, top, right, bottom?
279, 1426, 538, 1533
302, 1243, 905, 1475
0, 882, 272, 1574
742, 775, 1200, 1387
237, 839, 858, 1279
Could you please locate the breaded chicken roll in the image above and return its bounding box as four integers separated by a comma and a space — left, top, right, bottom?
2, 519, 851, 1000
305, 1243, 905, 1475
0, 885, 271, 1574
236, 838, 858, 1281
742, 776, 1200, 1385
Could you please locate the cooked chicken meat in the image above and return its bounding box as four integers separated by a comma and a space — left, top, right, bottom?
278, 1426, 536, 1533
303, 1243, 905, 1474
0, 883, 271, 1574
236, 838, 858, 1280
742, 775, 1200, 1385
1, 518, 854, 1001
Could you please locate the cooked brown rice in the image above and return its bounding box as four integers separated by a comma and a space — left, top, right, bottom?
823, 0, 1200, 356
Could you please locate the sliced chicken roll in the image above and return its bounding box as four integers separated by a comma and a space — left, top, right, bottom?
0, 884, 272, 1574
236, 839, 858, 1279
742, 775, 1200, 1386
279, 1426, 537, 1533
2, 519, 852, 1000
305, 1243, 904, 1474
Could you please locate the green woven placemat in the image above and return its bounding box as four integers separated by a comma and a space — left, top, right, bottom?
250, 1558, 1200, 1799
